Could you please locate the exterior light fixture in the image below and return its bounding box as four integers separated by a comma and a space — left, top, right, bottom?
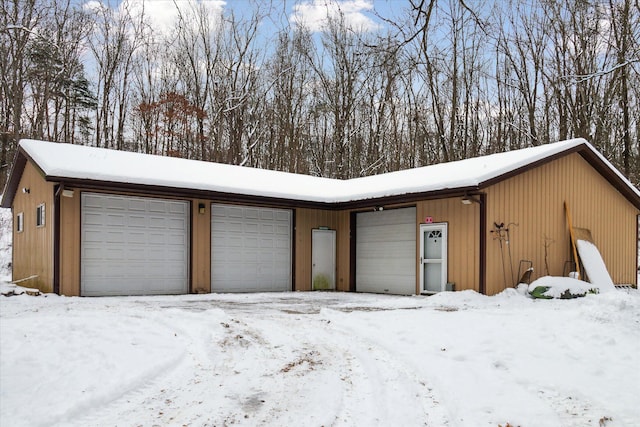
198, 203, 205, 214
461, 195, 480, 205
22, 187, 30, 194
61, 189, 74, 198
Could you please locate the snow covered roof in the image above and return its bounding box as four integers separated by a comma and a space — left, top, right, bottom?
2, 138, 640, 208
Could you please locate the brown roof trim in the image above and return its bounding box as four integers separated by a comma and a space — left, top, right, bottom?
333, 187, 479, 210
1, 146, 49, 208
0, 150, 27, 208
40, 175, 480, 211
43, 176, 339, 210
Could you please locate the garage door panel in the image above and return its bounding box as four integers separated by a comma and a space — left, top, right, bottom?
211, 203, 291, 293
358, 223, 414, 237
81, 193, 189, 296
356, 207, 416, 295
260, 210, 273, 220
148, 200, 168, 212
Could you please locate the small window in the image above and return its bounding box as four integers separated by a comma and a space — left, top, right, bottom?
36, 203, 45, 227
16, 212, 24, 233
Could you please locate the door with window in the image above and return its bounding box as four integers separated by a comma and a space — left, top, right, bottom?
312, 229, 336, 290
420, 223, 448, 293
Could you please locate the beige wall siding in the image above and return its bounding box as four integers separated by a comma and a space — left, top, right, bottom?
191, 200, 211, 293
59, 189, 81, 296
484, 153, 639, 295
11, 162, 55, 292
415, 198, 481, 293
295, 208, 350, 291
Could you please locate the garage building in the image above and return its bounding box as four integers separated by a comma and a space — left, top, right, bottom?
2, 138, 638, 296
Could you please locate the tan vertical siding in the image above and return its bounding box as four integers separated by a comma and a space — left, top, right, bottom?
11, 162, 54, 292
415, 198, 480, 293
484, 153, 639, 295
191, 199, 211, 293
295, 208, 350, 291
59, 189, 81, 296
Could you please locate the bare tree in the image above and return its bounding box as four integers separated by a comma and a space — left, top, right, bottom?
0, 0, 44, 187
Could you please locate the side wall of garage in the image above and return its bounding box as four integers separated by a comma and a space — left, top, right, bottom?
11, 161, 55, 292
484, 153, 639, 295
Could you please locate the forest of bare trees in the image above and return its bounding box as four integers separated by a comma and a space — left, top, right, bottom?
1, 0, 639, 190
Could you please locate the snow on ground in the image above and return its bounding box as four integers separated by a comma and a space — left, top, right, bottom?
0, 207, 11, 282
0, 205, 638, 426
1, 288, 639, 427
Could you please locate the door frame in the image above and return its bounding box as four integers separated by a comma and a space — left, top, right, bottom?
419, 222, 448, 294
312, 228, 336, 290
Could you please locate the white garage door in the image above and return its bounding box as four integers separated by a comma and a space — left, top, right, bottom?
81, 193, 189, 296
356, 207, 416, 295
211, 204, 292, 292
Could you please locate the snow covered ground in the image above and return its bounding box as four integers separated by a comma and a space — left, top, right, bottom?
1, 206, 639, 426
1, 287, 639, 427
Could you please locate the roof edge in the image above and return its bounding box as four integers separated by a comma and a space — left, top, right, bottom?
0, 148, 28, 208
5, 138, 639, 211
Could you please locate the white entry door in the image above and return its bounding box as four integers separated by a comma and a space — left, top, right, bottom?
420, 223, 448, 293
312, 229, 336, 290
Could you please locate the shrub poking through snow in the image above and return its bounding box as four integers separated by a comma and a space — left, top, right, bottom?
528, 276, 603, 299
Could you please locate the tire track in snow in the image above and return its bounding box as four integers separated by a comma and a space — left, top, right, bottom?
234, 309, 449, 426
64, 309, 225, 427
63, 301, 450, 426
308, 311, 449, 426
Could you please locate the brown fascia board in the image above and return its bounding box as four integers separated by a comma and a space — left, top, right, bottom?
333, 187, 479, 210
477, 143, 640, 211
43, 175, 479, 211
0, 149, 28, 208
42, 176, 336, 210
